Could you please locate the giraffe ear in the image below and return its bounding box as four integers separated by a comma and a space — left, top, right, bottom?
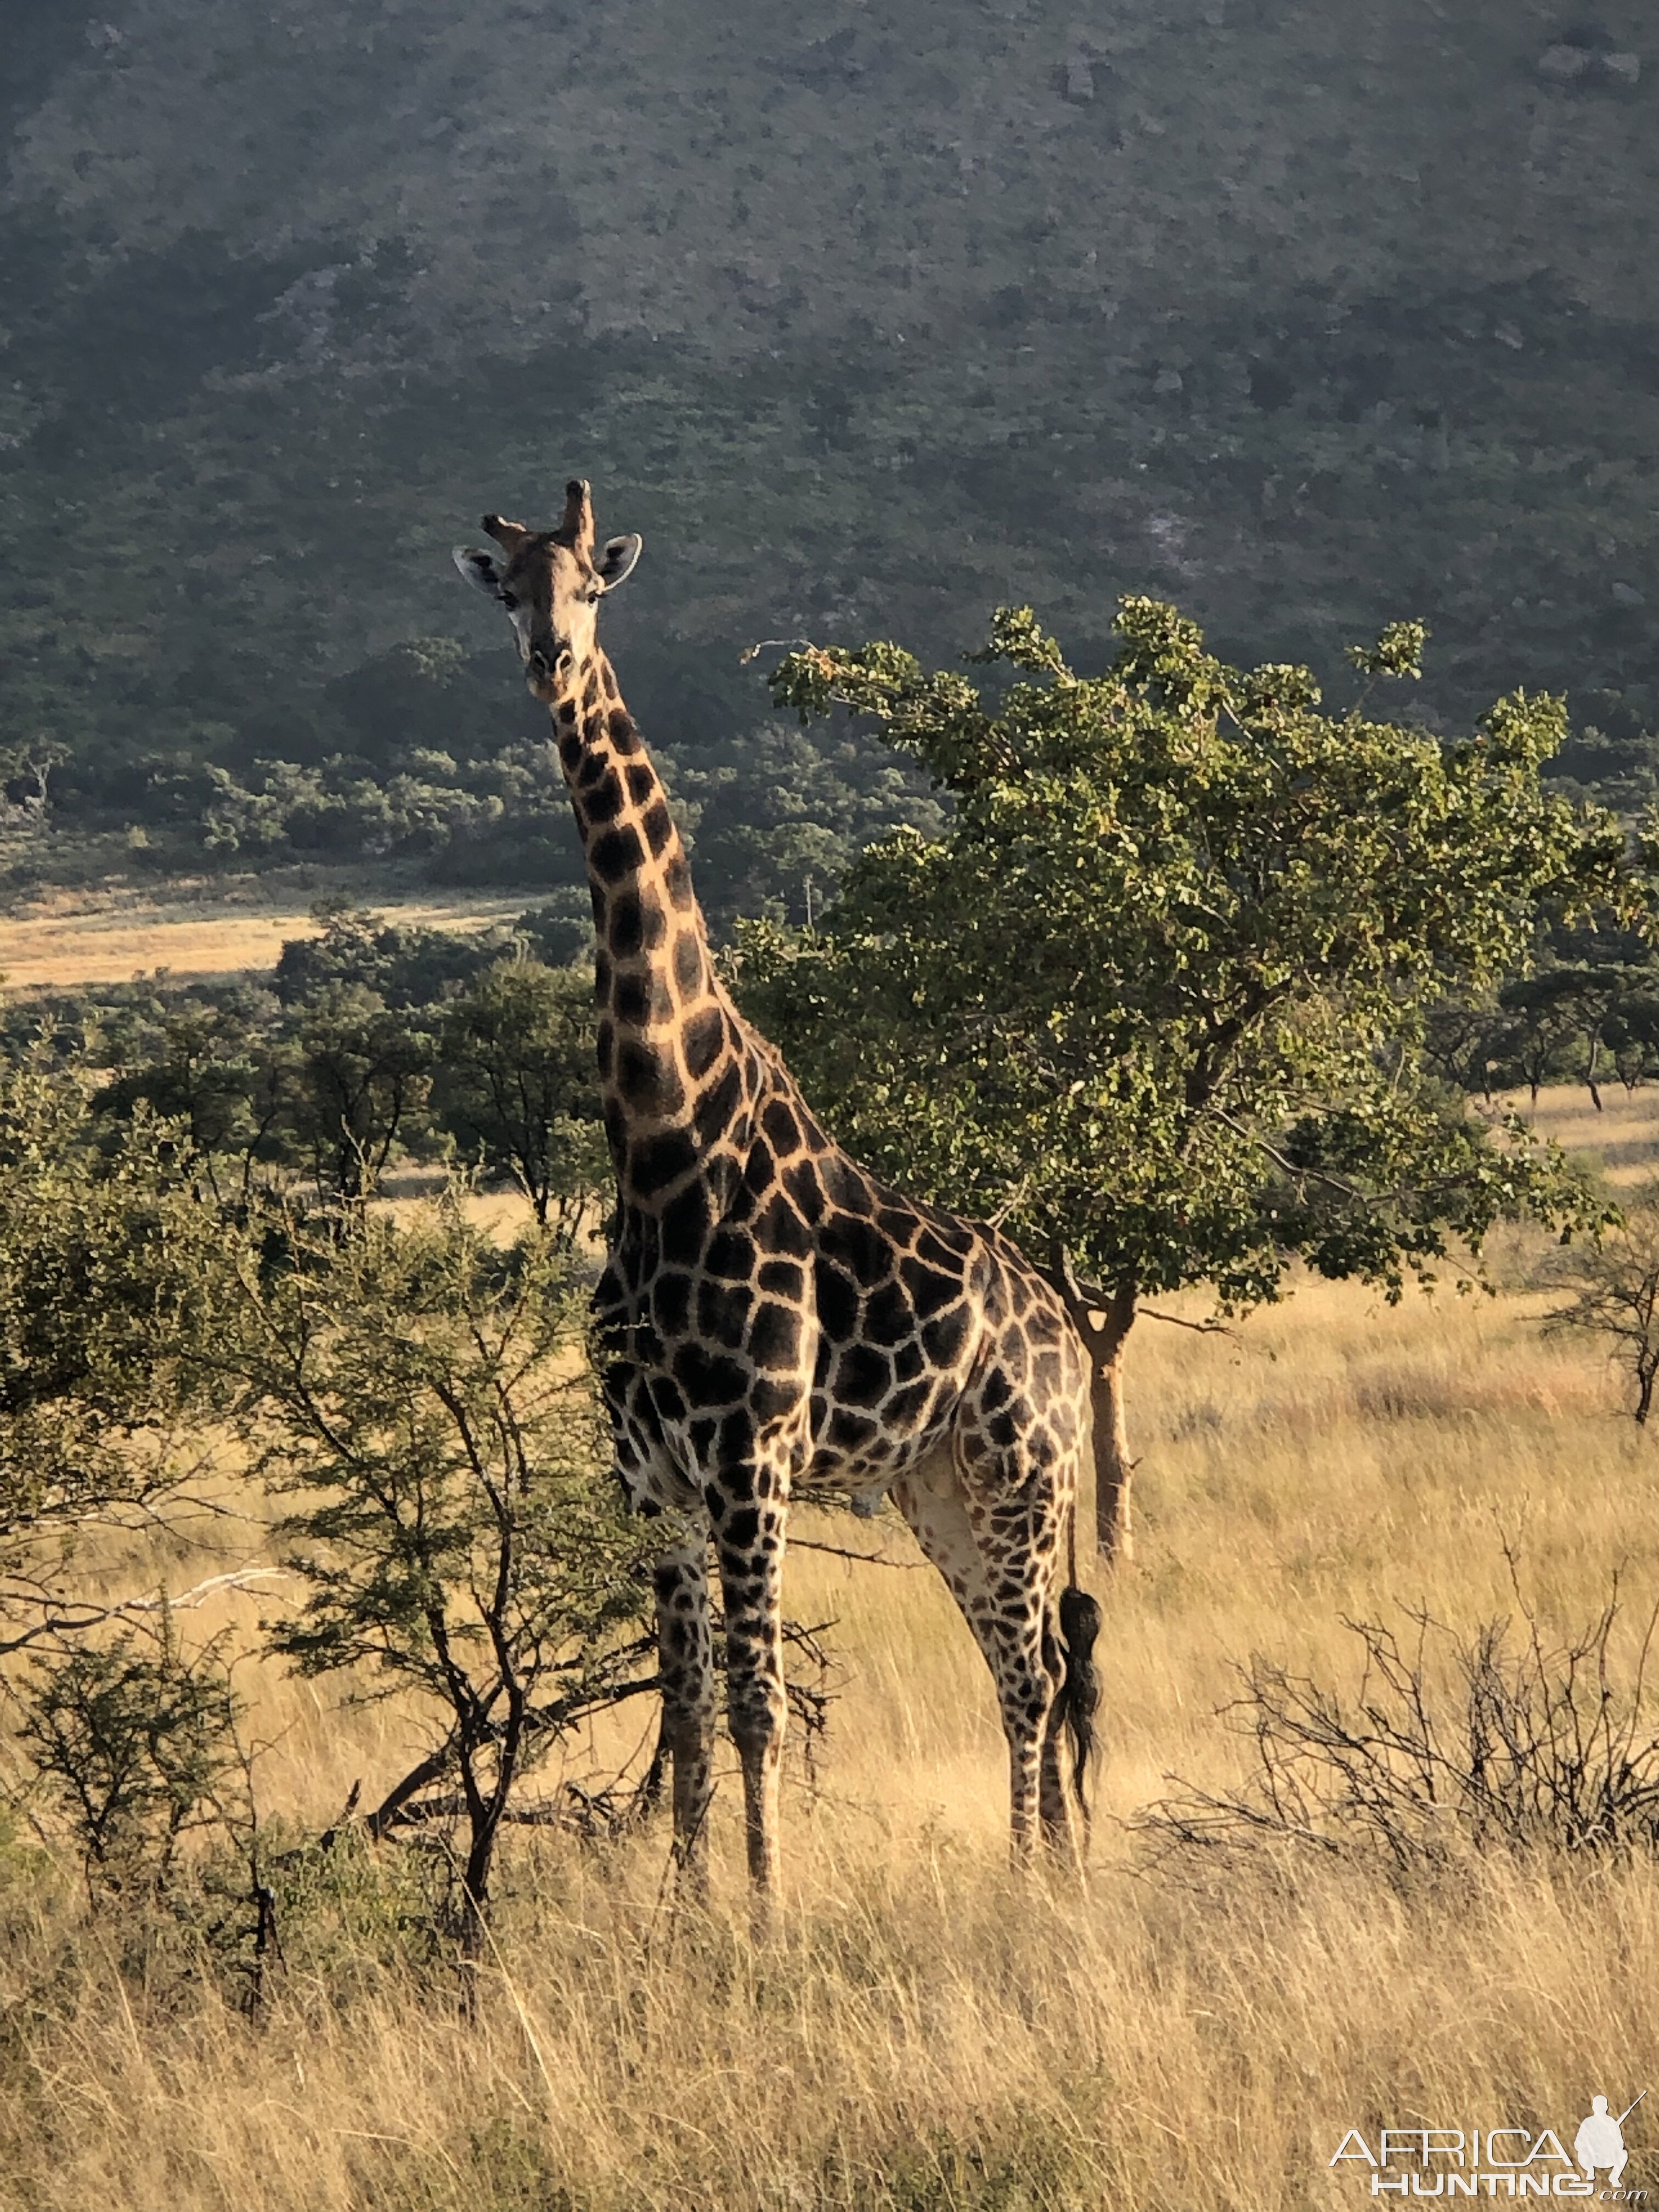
595, 533, 642, 591
453, 545, 507, 599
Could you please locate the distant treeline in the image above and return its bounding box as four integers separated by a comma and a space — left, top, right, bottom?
2, 631, 946, 926
6, 900, 611, 1229
1430, 919, 1659, 1110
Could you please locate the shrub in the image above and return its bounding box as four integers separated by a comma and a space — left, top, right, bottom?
14, 1619, 241, 1894
224, 1194, 658, 1963
1138, 1585, 1659, 1877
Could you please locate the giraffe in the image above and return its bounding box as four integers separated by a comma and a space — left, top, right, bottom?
454, 481, 1102, 1923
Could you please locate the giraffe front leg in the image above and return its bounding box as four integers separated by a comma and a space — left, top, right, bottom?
710, 1471, 789, 1935
653, 1532, 716, 1898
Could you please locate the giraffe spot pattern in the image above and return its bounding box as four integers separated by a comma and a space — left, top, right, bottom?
632, 1127, 697, 1199
523, 629, 1092, 1871
614, 969, 673, 1028
618, 1037, 685, 1116
757, 1258, 804, 1301
683, 1006, 724, 1079
696, 1278, 752, 1350
673, 932, 704, 997
583, 769, 625, 825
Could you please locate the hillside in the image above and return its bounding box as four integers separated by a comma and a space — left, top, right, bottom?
3, 0, 1659, 905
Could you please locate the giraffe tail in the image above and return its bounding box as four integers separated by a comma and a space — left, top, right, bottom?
1056, 1583, 1103, 1821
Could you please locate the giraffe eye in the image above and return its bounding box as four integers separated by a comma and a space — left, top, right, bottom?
499, 590, 518, 611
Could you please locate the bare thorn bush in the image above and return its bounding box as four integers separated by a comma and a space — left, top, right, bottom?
1137, 1581, 1659, 1877
1543, 1180, 1659, 1424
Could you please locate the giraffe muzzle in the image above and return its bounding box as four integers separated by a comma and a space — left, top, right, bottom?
526, 645, 574, 685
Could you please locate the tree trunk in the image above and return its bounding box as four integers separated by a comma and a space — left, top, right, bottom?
454, 1812, 499, 2018
1048, 1250, 1138, 1566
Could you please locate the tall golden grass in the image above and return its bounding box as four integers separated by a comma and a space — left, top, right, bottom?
0, 884, 527, 989
3, 1085, 1659, 2209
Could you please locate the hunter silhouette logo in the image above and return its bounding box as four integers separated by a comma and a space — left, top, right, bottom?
1576, 2097, 1644, 2194
1330, 2091, 1647, 2198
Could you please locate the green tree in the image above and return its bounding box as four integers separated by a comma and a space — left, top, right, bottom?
92, 1002, 287, 1204
225, 1197, 656, 1965
432, 960, 607, 1243
16, 1614, 241, 1894
282, 982, 434, 1204
1496, 967, 1605, 1108
0, 1059, 233, 1624
1602, 977, 1659, 1095
1421, 990, 1510, 1099
1544, 1183, 1659, 1427
748, 602, 1639, 1560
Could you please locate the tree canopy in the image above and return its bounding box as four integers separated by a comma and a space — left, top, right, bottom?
743, 600, 1650, 1554
0, 1060, 233, 1570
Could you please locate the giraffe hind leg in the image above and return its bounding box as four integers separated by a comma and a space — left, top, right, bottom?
890, 1443, 1075, 1862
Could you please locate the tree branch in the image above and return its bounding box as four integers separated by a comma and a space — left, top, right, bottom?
1138, 1306, 1238, 1339
0, 1567, 289, 1657
788, 1537, 927, 1570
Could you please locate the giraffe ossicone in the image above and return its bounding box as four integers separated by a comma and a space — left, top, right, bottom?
455, 479, 1102, 1925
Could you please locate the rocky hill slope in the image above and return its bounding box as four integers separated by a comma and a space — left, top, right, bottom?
3, 0, 1657, 895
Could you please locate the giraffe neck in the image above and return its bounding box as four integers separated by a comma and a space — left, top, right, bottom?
551, 648, 754, 1213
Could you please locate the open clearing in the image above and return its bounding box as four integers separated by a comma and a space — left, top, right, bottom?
0, 879, 531, 989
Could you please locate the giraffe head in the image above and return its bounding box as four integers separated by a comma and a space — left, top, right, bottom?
452, 479, 641, 702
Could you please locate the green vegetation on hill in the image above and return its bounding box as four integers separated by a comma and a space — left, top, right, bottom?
3, 1, 1659, 912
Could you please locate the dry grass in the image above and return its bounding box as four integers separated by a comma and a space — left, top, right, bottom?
1522, 1081, 1659, 1191
6, 1113, 1659, 2206
0, 879, 528, 988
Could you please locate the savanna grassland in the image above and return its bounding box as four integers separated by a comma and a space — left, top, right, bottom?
5, 3, 1658, 2200
0, 879, 530, 990
2, 1084, 1657, 2212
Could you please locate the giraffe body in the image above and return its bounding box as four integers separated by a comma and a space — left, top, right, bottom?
456, 483, 1100, 1916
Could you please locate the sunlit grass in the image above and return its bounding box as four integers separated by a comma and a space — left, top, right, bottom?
5, 1092, 1659, 2207
0, 880, 527, 989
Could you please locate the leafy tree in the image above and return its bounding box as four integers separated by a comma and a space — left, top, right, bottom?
432, 960, 607, 1243
1425, 956, 1659, 1108
747, 601, 1641, 1559
1496, 967, 1605, 1108
0, 734, 67, 824
92, 1002, 287, 1203
281, 982, 434, 1204
1421, 991, 1510, 1100
659, 721, 946, 924
225, 1198, 656, 1963
1602, 978, 1659, 1094
0, 1059, 233, 1608
273, 903, 505, 1012
513, 890, 594, 968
